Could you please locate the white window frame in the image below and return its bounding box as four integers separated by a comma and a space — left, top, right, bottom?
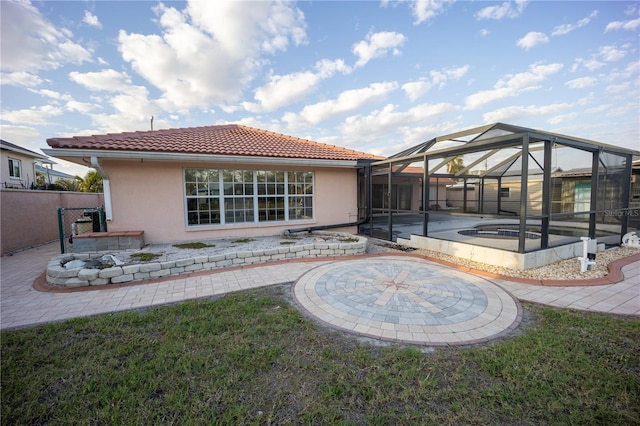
184, 168, 314, 227
8, 158, 22, 179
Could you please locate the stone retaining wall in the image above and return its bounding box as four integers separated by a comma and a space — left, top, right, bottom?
46, 234, 367, 288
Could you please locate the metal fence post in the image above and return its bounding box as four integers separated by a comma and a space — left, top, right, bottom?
98, 206, 107, 232
57, 207, 65, 254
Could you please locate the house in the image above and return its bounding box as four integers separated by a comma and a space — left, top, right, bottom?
1, 140, 53, 189
35, 164, 76, 185
44, 124, 380, 244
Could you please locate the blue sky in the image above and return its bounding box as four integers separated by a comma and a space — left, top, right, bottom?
1, 0, 639, 176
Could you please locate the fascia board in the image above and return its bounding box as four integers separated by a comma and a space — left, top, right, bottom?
42, 148, 359, 168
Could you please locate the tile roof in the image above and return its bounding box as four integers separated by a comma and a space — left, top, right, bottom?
46, 124, 381, 162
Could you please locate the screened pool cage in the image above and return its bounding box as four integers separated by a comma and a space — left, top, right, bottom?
356, 123, 640, 254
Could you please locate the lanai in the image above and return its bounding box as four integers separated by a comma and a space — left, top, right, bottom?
357, 123, 640, 259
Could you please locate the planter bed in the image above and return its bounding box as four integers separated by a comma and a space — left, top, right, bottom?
46, 232, 367, 288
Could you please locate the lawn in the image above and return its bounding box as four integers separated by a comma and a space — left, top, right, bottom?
2, 285, 639, 425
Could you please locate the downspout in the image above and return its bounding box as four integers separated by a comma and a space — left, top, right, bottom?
284, 218, 369, 235
90, 157, 113, 221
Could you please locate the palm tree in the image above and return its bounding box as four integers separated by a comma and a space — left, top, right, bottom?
446, 156, 464, 176
74, 170, 103, 193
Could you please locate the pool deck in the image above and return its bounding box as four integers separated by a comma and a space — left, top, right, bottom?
1, 242, 638, 346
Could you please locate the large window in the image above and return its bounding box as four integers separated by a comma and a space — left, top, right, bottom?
8, 158, 21, 179
185, 168, 313, 226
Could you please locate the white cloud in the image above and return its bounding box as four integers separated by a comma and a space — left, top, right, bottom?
402, 65, 469, 101
475, 0, 528, 20
516, 32, 549, 50
66, 101, 95, 113
402, 79, 433, 101
244, 70, 321, 113
481, 103, 571, 123
411, 0, 455, 25
565, 77, 597, 89
552, 10, 598, 36
242, 58, 352, 113
334, 103, 460, 156
570, 44, 629, 73
83, 10, 102, 29
1, 104, 64, 125
0, 124, 44, 153
599, 45, 626, 62
465, 63, 563, 109
0, 72, 43, 87
87, 85, 159, 132
69, 69, 132, 92
605, 17, 640, 32
606, 82, 630, 95
29, 89, 72, 101
586, 104, 613, 114
548, 112, 579, 125
118, 0, 308, 109
0, 0, 92, 72
283, 81, 398, 127
352, 31, 407, 67
572, 57, 605, 72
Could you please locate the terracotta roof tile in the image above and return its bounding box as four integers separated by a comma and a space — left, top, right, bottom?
46, 124, 381, 162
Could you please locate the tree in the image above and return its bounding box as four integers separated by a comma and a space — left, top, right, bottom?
446, 156, 464, 176
53, 178, 81, 192
74, 170, 103, 193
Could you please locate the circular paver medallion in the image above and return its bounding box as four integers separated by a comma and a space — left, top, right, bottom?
293, 256, 521, 346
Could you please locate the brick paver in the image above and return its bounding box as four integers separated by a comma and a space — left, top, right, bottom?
2, 243, 638, 346
293, 257, 522, 346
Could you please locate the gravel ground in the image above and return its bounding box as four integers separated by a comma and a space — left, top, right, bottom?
367, 238, 640, 280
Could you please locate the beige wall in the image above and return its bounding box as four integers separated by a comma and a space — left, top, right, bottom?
1, 190, 104, 254
102, 159, 359, 244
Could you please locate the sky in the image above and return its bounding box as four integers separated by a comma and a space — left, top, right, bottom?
1, 0, 639, 177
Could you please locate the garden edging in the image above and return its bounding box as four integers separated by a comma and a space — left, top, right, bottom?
46, 235, 367, 288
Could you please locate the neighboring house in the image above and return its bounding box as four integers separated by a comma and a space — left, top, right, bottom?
1, 140, 53, 189
446, 164, 638, 217
44, 124, 380, 244
35, 164, 76, 185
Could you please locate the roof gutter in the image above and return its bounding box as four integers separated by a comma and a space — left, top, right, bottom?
90, 157, 113, 221
42, 149, 361, 168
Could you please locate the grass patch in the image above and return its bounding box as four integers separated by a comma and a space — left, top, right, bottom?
280, 241, 296, 245
2, 292, 638, 425
232, 238, 253, 244
172, 242, 215, 249
129, 252, 162, 262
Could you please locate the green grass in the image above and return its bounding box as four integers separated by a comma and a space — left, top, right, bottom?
2, 287, 639, 425
232, 238, 254, 244
172, 242, 215, 249
129, 252, 162, 262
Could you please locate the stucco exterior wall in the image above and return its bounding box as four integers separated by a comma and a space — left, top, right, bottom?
1, 150, 38, 189
1, 190, 104, 255
102, 159, 359, 244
